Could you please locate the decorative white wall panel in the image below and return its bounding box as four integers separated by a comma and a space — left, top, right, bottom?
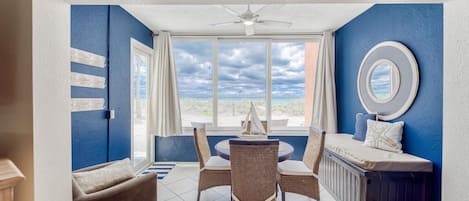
70, 72, 106, 89
443, 0, 469, 200
71, 98, 105, 112
70, 47, 105, 68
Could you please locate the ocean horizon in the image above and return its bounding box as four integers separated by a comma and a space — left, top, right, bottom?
179, 97, 303, 105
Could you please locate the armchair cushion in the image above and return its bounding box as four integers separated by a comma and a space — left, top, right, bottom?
73, 158, 136, 194
278, 160, 314, 176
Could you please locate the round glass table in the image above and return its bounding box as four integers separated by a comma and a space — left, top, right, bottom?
214, 139, 294, 162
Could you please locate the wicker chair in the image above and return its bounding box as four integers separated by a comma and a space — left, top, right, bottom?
277, 127, 326, 201
229, 139, 279, 201
193, 127, 231, 201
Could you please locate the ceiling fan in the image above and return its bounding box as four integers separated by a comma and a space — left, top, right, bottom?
212, 5, 293, 36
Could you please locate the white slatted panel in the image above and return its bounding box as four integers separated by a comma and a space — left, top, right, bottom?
70, 47, 105, 68
70, 72, 106, 88
320, 152, 362, 201
71, 98, 105, 112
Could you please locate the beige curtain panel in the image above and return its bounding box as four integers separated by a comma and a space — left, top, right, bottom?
311, 31, 338, 133
148, 32, 182, 137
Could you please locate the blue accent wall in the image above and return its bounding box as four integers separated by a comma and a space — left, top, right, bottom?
155, 135, 308, 162
108, 6, 153, 161
71, 6, 110, 170
71, 5, 153, 170
335, 4, 443, 200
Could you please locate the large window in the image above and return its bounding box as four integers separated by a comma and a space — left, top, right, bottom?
218, 41, 267, 127
271, 42, 319, 128
173, 37, 320, 133
174, 40, 213, 127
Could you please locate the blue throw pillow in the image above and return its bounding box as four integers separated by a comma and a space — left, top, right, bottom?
353, 113, 376, 141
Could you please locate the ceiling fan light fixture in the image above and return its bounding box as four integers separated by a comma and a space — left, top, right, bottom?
214, 4, 293, 36
243, 20, 254, 26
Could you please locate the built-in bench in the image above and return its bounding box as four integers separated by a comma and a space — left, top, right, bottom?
319, 134, 433, 201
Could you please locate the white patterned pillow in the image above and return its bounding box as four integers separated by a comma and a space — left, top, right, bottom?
364, 120, 404, 153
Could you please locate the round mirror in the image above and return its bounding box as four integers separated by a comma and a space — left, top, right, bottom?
357, 41, 419, 120
366, 59, 400, 103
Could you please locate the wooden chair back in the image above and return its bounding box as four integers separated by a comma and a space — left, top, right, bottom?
193, 127, 211, 169
229, 139, 279, 201
302, 126, 326, 174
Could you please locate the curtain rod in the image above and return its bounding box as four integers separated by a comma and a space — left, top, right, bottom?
152, 32, 324, 37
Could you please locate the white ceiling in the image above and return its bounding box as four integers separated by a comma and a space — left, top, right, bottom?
122, 4, 373, 35
72, 0, 445, 4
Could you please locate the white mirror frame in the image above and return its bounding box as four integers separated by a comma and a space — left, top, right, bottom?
357, 41, 419, 120
366, 59, 401, 104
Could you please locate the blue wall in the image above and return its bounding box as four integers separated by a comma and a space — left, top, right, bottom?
71, 6, 110, 170
71, 5, 153, 170
155, 135, 308, 162
108, 6, 153, 161
335, 4, 443, 200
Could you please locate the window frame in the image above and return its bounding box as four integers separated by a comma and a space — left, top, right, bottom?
173, 36, 322, 135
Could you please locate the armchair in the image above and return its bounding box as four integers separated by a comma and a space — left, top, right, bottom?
72, 161, 157, 201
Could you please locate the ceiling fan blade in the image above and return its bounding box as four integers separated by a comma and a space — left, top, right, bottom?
253, 5, 268, 14
257, 20, 292, 27
211, 21, 241, 27
220, 5, 240, 17
245, 24, 255, 36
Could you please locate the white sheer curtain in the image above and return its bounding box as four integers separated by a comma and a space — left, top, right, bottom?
311, 31, 337, 133
148, 31, 182, 137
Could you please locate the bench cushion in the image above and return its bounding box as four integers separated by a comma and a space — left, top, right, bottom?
325, 134, 432, 172
278, 160, 314, 176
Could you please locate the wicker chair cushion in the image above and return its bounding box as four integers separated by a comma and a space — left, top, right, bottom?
204, 156, 231, 170
278, 160, 314, 176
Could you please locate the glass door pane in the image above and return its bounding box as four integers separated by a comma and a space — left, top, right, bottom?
131, 44, 151, 169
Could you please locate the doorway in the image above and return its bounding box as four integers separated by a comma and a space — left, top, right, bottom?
130, 38, 153, 170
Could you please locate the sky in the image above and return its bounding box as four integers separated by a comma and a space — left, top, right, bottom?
132, 53, 149, 98
173, 40, 308, 99
134, 40, 392, 102
369, 63, 393, 99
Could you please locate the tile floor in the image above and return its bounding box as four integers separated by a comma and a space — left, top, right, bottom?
157, 163, 337, 201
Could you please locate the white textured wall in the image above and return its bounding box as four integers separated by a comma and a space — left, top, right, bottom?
443, 0, 469, 200
32, 0, 72, 200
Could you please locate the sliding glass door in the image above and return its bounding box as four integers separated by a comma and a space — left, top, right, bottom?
130, 39, 152, 170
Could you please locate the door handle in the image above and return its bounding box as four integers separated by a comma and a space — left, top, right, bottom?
106, 109, 116, 120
